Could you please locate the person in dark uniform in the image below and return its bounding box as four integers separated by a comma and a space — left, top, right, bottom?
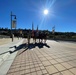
39, 31, 43, 43
44, 32, 47, 43
27, 30, 31, 45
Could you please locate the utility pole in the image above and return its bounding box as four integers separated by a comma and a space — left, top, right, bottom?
11, 11, 17, 42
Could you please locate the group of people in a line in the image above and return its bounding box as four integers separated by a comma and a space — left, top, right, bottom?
27, 30, 48, 44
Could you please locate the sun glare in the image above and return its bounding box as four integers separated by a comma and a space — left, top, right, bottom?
44, 9, 48, 15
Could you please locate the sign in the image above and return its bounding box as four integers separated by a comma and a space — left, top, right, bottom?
52, 26, 55, 34
12, 20, 16, 28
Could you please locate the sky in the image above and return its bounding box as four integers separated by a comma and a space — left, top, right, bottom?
0, 0, 76, 32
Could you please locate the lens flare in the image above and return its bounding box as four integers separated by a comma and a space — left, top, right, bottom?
44, 9, 48, 15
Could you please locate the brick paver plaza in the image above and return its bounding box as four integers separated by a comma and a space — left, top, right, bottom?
7, 40, 76, 75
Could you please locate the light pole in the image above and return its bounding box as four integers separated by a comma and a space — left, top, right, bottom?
11, 12, 17, 42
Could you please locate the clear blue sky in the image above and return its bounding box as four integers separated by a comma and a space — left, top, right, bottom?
0, 0, 76, 32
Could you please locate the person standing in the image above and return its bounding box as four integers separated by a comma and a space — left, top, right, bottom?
27, 30, 31, 45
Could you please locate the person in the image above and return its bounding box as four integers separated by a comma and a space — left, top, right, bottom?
32, 29, 34, 43
44, 32, 48, 43
39, 31, 43, 43
36, 30, 39, 43
44, 32, 47, 43
27, 30, 31, 45
34, 30, 37, 43
32, 30, 37, 43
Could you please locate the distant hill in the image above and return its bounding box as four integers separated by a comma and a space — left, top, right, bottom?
0, 28, 76, 41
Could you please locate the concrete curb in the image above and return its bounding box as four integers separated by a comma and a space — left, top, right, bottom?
0, 53, 10, 66
0, 39, 24, 66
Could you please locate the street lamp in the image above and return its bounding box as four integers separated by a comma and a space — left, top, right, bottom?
11, 12, 17, 42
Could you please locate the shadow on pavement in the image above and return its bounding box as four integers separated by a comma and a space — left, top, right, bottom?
24, 42, 50, 49
17, 42, 50, 56
0, 42, 50, 55
9, 43, 27, 54
0, 51, 10, 55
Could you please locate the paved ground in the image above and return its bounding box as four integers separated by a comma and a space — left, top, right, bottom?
0, 38, 23, 54
0, 38, 19, 45
0, 38, 11, 45
0, 38, 24, 75
6, 39, 76, 75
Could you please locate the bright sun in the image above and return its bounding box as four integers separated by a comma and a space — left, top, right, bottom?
44, 9, 48, 15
